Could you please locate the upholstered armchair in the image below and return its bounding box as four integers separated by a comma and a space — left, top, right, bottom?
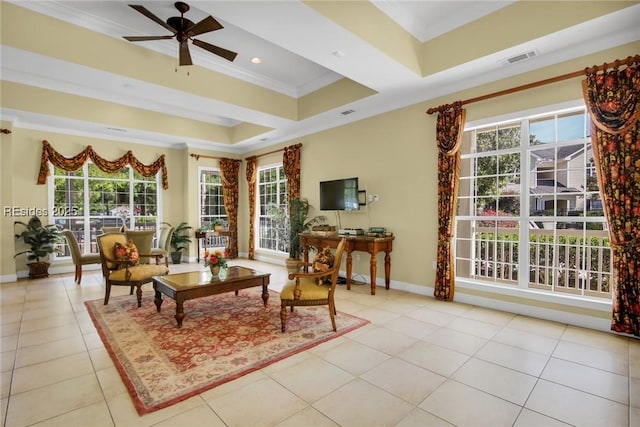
150, 226, 174, 267
280, 238, 346, 332
96, 233, 169, 306
61, 230, 101, 285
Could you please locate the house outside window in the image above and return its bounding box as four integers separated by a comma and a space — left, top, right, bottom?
198, 168, 227, 249
456, 105, 612, 299
51, 163, 160, 257
257, 164, 288, 252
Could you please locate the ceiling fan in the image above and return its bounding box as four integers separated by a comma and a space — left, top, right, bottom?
123, 2, 237, 66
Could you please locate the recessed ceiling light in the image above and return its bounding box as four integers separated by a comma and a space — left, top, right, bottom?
250, 57, 262, 64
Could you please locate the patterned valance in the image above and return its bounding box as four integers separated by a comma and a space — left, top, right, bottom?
37, 140, 169, 189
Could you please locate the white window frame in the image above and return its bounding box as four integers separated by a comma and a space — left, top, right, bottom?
198, 166, 227, 249
256, 162, 288, 253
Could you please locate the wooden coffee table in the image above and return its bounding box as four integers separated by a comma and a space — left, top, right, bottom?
152, 266, 271, 327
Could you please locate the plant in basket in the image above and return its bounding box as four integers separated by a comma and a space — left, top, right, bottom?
204, 249, 228, 276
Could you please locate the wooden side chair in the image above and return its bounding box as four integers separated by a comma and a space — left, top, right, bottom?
96, 233, 169, 307
61, 230, 101, 285
150, 226, 174, 267
280, 238, 346, 332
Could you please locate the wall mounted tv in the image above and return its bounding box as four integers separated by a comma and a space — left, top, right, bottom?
320, 177, 360, 211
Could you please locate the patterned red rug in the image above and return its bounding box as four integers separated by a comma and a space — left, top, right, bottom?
85, 288, 369, 415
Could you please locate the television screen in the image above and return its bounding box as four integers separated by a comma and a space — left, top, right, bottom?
320, 177, 359, 211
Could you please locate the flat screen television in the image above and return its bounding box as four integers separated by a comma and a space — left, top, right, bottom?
319, 177, 359, 211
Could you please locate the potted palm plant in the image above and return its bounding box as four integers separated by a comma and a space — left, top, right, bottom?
165, 222, 192, 264
14, 216, 63, 279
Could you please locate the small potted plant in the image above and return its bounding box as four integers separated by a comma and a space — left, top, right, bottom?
14, 216, 63, 279
165, 222, 192, 264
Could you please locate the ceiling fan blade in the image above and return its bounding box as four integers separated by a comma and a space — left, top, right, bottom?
128, 5, 175, 33
187, 16, 223, 37
192, 39, 237, 62
123, 35, 174, 42
179, 41, 193, 66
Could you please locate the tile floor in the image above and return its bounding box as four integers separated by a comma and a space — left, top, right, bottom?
1, 259, 638, 427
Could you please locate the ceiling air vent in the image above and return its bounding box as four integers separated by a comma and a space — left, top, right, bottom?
340, 109, 355, 116
506, 50, 537, 64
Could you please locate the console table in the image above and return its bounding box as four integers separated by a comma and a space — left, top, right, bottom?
195, 230, 236, 262
299, 233, 394, 295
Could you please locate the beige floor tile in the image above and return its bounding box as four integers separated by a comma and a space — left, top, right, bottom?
14, 335, 86, 368
1, 350, 16, 372
361, 358, 447, 404
631, 406, 640, 427
5, 373, 104, 426
17, 323, 82, 348
107, 391, 205, 427
513, 408, 572, 427
11, 352, 94, 394
152, 404, 226, 427
424, 327, 488, 355
553, 339, 629, 375
313, 378, 414, 426
18, 312, 78, 334
398, 341, 470, 377
381, 316, 439, 340
452, 358, 538, 405
395, 408, 455, 427
447, 316, 503, 340
95, 366, 128, 399
0, 322, 20, 338
630, 377, 640, 408
460, 306, 516, 326
205, 377, 307, 427
493, 327, 559, 355
30, 401, 114, 427
506, 315, 567, 339
525, 379, 628, 427
405, 306, 457, 327
312, 339, 390, 376
419, 379, 521, 427
352, 325, 417, 356
541, 357, 628, 404
475, 341, 550, 377
561, 325, 629, 354
1, 334, 18, 352
276, 406, 340, 427
89, 346, 116, 371
1, 370, 11, 399
269, 355, 354, 403
355, 306, 402, 325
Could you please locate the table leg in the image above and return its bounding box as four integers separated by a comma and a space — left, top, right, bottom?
261, 283, 269, 307
369, 251, 377, 295
197, 238, 201, 263
346, 251, 353, 290
175, 300, 185, 328
384, 250, 391, 289
154, 290, 163, 312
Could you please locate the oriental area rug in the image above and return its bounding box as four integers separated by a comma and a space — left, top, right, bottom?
85, 288, 369, 415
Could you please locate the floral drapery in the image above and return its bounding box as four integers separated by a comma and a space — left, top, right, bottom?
245, 156, 258, 259
582, 57, 640, 336
219, 158, 241, 259
37, 140, 168, 189
283, 144, 302, 203
434, 102, 466, 301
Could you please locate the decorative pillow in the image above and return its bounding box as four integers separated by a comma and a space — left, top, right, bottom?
113, 240, 139, 268
313, 247, 335, 273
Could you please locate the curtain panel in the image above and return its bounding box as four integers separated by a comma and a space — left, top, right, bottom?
434, 103, 466, 301
283, 144, 302, 202
245, 156, 258, 259
582, 58, 640, 336
37, 140, 169, 189
219, 158, 241, 259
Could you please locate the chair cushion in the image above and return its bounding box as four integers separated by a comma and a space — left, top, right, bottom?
281, 278, 330, 301
113, 240, 139, 267
108, 264, 169, 281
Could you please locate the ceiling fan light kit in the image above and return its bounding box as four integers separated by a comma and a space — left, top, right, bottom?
123, 2, 238, 66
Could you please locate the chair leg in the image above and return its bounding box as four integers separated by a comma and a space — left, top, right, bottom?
76, 265, 82, 285
135, 285, 143, 307
328, 300, 337, 332
164, 257, 168, 268
280, 303, 288, 332
129, 286, 134, 295
104, 284, 112, 305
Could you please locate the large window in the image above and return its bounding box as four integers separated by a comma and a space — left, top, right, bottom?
456, 105, 612, 299
51, 164, 160, 256
257, 164, 288, 252
198, 168, 227, 248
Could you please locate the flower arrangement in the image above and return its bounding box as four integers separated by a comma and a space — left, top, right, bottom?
204, 249, 228, 271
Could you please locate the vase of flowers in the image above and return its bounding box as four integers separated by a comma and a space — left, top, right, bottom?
204, 249, 228, 277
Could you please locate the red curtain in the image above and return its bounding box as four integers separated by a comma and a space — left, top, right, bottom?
283, 144, 302, 203
245, 156, 258, 259
582, 57, 640, 336
219, 158, 241, 259
37, 140, 168, 189
434, 102, 466, 301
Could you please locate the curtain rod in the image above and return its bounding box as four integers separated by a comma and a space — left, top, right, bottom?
190, 153, 231, 161
426, 54, 640, 115
245, 143, 302, 161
